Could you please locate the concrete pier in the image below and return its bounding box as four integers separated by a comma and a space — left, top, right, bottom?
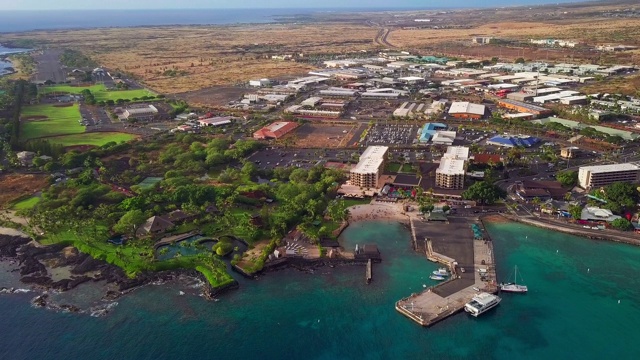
396, 218, 497, 327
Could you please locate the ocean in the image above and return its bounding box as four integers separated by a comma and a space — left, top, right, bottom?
0, 45, 31, 76
1, 220, 640, 359
0, 8, 418, 33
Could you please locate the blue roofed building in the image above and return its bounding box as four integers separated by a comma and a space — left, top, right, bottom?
419, 122, 447, 143
486, 135, 540, 148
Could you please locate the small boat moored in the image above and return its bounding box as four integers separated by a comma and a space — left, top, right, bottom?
429, 274, 446, 281
500, 265, 528, 293
432, 267, 449, 276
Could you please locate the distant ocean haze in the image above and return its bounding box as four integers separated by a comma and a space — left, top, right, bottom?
0, 8, 417, 32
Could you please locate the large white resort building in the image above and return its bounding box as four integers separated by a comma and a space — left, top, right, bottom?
350, 146, 389, 188
578, 163, 640, 189
435, 146, 470, 189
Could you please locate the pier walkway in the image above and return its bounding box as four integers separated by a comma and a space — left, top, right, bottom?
396, 218, 497, 327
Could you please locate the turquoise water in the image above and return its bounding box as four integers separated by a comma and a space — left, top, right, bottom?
1, 221, 640, 359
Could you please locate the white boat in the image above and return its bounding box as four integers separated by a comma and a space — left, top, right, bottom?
500, 265, 528, 293
432, 268, 449, 276
429, 274, 446, 281
464, 292, 501, 317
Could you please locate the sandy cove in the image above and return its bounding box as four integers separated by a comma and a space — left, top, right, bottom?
347, 202, 421, 224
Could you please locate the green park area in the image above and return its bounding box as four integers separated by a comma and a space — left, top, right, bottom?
21, 104, 84, 140
23, 135, 352, 288
11, 196, 40, 210
46, 132, 137, 147
39, 83, 155, 102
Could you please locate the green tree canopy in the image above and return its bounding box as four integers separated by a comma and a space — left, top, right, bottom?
556, 170, 578, 187
611, 218, 633, 231
602, 182, 638, 214
461, 181, 506, 205
568, 204, 583, 220
113, 209, 146, 238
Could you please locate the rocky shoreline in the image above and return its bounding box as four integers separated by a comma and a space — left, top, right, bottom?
0, 234, 234, 315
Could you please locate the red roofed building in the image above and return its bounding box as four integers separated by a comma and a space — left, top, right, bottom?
471, 154, 503, 165
253, 121, 299, 140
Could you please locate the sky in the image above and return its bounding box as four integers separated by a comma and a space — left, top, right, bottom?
1, 0, 589, 11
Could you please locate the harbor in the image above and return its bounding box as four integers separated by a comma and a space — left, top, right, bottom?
396, 216, 498, 326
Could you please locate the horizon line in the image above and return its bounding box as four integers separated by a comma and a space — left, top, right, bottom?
0, 3, 564, 12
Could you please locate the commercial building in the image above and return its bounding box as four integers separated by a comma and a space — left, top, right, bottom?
419, 123, 447, 143
349, 146, 389, 189
487, 135, 540, 148
119, 105, 158, 121
472, 36, 492, 44
249, 78, 271, 87
253, 121, 298, 140
431, 131, 456, 146
198, 117, 233, 127
560, 146, 580, 159
448, 101, 486, 119
497, 99, 553, 117
578, 163, 640, 189
435, 146, 469, 189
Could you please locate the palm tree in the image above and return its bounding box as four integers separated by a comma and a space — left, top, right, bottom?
564, 192, 573, 201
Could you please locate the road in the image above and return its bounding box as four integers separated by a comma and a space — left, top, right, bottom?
374, 28, 395, 48
31, 49, 65, 83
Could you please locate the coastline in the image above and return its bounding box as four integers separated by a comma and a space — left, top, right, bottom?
483, 214, 640, 247
0, 232, 231, 315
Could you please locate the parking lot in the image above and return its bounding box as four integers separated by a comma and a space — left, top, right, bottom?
246, 148, 360, 171
364, 124, 418, 146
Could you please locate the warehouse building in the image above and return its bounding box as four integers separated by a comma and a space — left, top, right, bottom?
578, 163, 640, 189
497, 99, 553, 117
350, 146, 389, 189
507, 92, 535, 102
560, 95, 588, 105
448, 101, 486, 119
119, 105, 158, 121
253, 121, 298, 140
249, 78, 271, 87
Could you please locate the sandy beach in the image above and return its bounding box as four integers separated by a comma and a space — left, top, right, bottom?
347, 202, 418, 224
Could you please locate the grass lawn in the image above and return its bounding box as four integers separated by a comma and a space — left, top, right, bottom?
386, 162, 401, 173
45, 132, 137, 147
343, 198, 371, 208
11, 196, 40, 210
401, 163, 415, 173
21, 104, 84, 140
39, 83, 156, 101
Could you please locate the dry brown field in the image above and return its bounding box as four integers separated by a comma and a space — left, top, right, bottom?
172, 86, 252, 107
292, 123, 356, 148
0, 174, 49, 208
580, 73, 640, 96
0, 24, 376, 94
1, 1, 639, 94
